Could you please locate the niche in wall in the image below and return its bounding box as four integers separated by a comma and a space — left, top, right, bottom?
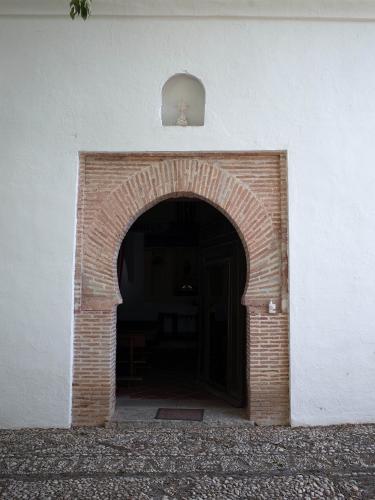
161, 73, 205, 126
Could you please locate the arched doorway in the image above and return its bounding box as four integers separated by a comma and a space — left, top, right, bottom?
72, 152, 289, 426
116, 198, 247, 410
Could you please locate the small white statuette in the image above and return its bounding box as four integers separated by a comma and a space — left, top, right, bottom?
176, 99, 189, 126
268, 300, 277, 314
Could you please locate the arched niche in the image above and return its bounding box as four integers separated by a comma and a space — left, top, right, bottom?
161, 73, 205, 126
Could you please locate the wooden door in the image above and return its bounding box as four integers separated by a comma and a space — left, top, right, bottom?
199, 241, 246, 407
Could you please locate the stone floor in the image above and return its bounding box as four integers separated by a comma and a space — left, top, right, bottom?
113, 396, 249, 424
0, 422, 374, 499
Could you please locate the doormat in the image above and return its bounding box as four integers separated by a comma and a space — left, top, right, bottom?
155, 408, 204, 421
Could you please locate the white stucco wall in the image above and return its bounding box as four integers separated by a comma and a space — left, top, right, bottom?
0, 1, 374, 428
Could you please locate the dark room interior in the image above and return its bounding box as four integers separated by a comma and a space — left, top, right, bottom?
116, 198, 247, 407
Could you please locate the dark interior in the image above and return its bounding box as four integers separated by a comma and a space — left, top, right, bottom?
116, 198, 247, 407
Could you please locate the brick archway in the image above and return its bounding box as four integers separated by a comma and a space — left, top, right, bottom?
73, 152, 289, 425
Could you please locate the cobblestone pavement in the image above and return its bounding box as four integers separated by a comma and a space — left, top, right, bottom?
0, 422, 374, 499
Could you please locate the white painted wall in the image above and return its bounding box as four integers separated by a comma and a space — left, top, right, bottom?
0, 2, 375, 428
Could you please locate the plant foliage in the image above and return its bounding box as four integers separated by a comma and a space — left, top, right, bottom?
70, 0, 92, 20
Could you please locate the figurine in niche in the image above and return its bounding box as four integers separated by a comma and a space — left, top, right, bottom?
176, 99, 189, 126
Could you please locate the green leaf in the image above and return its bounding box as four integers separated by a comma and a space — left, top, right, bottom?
69, 0, 91, 20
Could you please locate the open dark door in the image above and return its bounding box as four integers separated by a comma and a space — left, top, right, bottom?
199, 241, 246, 407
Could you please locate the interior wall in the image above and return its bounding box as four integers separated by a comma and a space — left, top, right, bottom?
0, 10, 374, 427
117, 200, 228, 322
